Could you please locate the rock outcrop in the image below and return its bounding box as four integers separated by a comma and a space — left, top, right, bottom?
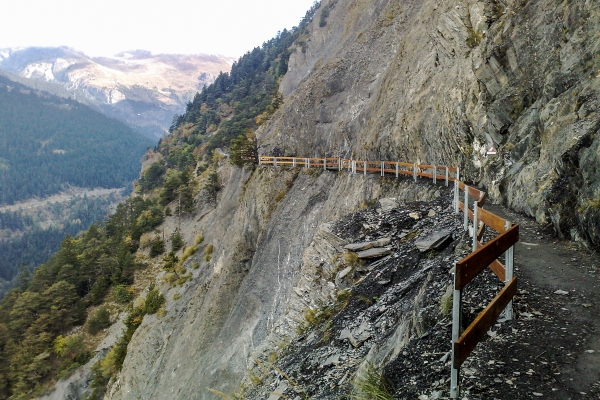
262, 0, 600, 247
101, 0, 600, 399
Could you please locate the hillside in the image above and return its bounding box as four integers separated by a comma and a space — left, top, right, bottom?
0, 75, 152, 204
0, 0, 599, 399
0, 47, 235, 139
0, 75, 152, 290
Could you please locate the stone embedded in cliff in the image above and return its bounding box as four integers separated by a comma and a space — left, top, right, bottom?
409, 212, 421, 220
414, 229, 454, 252
356, 247, 393, 259
344, 241, 373, 251
378, 198, 398, 212
372, 237, 392, 247
267, 383, 288, 400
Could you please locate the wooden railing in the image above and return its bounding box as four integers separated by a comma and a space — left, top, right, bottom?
258, 155, 518, 399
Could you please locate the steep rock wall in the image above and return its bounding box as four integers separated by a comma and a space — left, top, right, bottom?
107, 166, 441, 399
263, 0, 600, 246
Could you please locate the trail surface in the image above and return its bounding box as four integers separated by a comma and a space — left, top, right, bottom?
486, 203, 600, 398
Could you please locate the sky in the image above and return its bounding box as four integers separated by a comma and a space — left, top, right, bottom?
0, 0, 318, 57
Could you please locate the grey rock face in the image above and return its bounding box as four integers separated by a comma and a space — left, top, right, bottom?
261, 0, 600, 247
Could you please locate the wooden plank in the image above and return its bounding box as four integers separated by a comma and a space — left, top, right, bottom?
419, 172, 434, 178
447, 167, 457, 172
478, 207, 507, 234
455, 225, 519, 290
458, 181, 466, 190
475, 240, 506, 281
453, 277, 517, 368
417, 164, 434, 169
468, 186, 482, 200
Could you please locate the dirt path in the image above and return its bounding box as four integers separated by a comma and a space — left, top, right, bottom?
485, 203, 600, 398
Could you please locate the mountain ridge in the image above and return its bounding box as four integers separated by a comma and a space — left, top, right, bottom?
0, 47, 235, 139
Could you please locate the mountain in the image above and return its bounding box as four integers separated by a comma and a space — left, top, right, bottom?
0, 47, 235, 139
1, 0, 600, 399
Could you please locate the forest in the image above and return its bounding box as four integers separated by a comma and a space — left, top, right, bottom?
0, 75, 153, 205
0, 195, 165, 398
0, 3, 322, 397
0, 194, 121, 291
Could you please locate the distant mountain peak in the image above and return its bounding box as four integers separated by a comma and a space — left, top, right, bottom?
0, 46, 236, 139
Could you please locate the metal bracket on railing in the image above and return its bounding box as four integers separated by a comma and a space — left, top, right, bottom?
454, 180, 459, 214
446, 167, 449, 187
433, 165, 437, 185
396, 162, 399, 179
381, 162, 384, 176
364, 161, 367, 176
472, 201, 479, 252
504, 220, 514, 320
450, 270, 462, 399
274, 157, 277, 167
293, 158, 296, 167
413, 163, 417, 182
463, 186, 469, 231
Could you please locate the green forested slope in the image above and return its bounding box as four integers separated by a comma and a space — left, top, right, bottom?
0, 4, 321, 398
0, 75, 153, 205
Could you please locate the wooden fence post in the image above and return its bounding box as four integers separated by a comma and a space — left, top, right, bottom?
463, 186, 469, 231
504, 220, 514, 320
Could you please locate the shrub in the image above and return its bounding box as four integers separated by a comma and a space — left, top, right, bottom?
352, 362, 395, 400
149, 237, 165, 257
87, 306, 111, 335
170, 231, 185, 252
113, 284, 132, 304
143, 286, 165, 315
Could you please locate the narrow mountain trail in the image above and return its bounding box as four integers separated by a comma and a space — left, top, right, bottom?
485, 203, 600, 399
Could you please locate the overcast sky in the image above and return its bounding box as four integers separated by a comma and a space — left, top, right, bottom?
0, 0, 318, 57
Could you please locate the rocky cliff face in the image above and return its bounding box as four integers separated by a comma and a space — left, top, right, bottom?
103, 0, 600, 398
0, 47, 234, 139
265, 0, 600, 247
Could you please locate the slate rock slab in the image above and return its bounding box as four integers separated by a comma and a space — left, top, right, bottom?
344, 242, 373, 251
414, 229, 453, 252
357, 247, 393, 259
